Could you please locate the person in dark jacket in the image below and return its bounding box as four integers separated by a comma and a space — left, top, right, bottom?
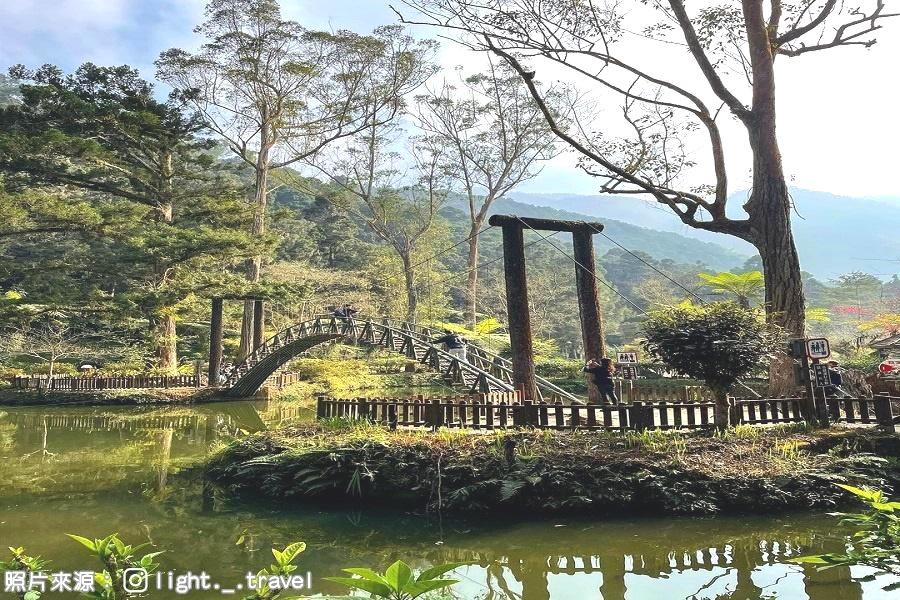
333, 304, 358, 319
825, 360, 847, 398
433, 330, 468, 362
583, 357, 619, 404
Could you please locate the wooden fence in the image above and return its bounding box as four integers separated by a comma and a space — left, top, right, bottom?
317, 392, 896, 432
9, 374, 205, 391
8, 369, 303, 392
613, 381, 714, 402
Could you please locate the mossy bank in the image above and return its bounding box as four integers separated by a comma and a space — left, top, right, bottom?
205, 423, 900, 516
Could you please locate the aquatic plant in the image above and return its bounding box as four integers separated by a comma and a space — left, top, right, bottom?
325, 560, 460, 600
0, 548, 49, 600
67, 533, 163, 600
792, 484, 900, 589
0, 535, 306, 600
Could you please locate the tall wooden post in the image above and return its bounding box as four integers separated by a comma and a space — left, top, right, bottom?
499, 222, 538, 401
489, 215, 606, 404
252, 299, 264, 351
208, 297, 223, 386
573, 227, 606, 404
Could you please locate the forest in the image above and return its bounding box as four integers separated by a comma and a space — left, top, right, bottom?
2, 47, 899, 379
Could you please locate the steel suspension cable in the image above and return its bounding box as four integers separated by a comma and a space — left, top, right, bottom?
513, 216, 649, 315
426, 231, 563, 292
584, 222, 707, 303
585, 224, 761, 397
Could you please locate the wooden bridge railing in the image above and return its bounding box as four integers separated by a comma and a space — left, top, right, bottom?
224, 315, 517, 398
317, 393, 897, 432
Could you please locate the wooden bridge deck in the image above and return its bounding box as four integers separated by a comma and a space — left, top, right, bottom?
223, 315, 581, 402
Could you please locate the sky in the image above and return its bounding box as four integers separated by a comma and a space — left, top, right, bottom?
0, 0, 897, 199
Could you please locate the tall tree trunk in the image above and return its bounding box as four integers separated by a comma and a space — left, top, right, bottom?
712, 388, 730, 429
154, 198, 178, 371
156, 313, 177, 371
464, 219, 483, 329
742, 0, 805, 396
751, 183, 805, 396
401, 251, 418, 321
238, 131, 271, 361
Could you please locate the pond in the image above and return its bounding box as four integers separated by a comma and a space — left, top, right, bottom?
0, 399, 897, 599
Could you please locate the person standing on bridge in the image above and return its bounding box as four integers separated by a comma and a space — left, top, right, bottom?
584, 358, 619, 404
333, 303, 358, 320
433, 330, 469, 363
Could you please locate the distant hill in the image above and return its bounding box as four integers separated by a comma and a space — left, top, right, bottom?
484, 198, 750, 271
508, 188, 900, 279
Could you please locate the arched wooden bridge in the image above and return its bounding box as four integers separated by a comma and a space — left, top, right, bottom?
222, 315, 581, 403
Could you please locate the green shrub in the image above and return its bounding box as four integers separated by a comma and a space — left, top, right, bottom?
292, 358, 380, 392
642, 302, 779, 406
534, 357, 583, 380
839, 348, 882, 373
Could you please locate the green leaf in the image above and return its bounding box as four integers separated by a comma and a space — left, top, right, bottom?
24, 591, 41, 600
404, 578, 459, 598
281, 541, 306, 562
384, 560, 413, 591
417, 562, 466, 582
66, 534, 97, 552
789, 556, 832, 564
341, 568, 390, 586
324, 576, 392, 598
836, 484, 881, 502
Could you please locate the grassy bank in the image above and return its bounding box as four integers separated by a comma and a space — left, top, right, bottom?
205, 423, 900, 516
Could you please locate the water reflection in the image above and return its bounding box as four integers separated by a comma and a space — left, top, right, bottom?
0, 400, 896, 599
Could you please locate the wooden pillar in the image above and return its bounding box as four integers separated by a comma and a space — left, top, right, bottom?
208, 297, 223, 385
500, 223, 537, 401
573, 227, 606, 404
252, 299, 264, 351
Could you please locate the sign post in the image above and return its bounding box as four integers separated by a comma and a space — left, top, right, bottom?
812, 363, 831, 388
806, 338, 831, 360
802, 337, 831, 426
617, 351, 638, 365
616, 352, 638, 403
789, 338, 831, 425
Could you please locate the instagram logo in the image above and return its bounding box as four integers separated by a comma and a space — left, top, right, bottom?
122, 568, 149, 593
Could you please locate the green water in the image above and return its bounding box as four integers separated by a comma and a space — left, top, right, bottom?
1, 400, 897, 599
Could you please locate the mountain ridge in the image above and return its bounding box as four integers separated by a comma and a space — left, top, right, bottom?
507, 188, 900, 278
484, 197, 751, 271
